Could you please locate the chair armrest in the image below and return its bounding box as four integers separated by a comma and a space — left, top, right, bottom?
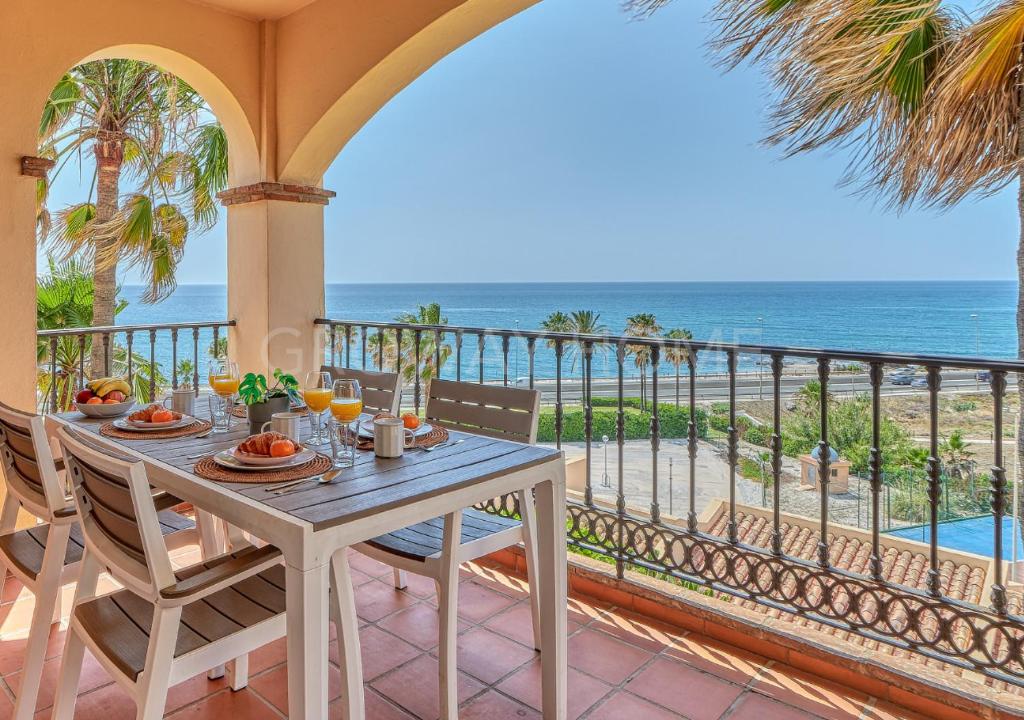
52, 505, 76, 520
152, 491, 185, 511
159, 544, 282, 605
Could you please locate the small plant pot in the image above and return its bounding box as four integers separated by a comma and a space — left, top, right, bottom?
247, 395, 291, 435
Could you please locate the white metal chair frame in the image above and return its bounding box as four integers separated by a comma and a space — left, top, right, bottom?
51, 427, 286, 720
353, 379, 543, 719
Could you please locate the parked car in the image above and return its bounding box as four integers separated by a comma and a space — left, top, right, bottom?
889, 371, 915, 385
976, 370, 992, 382
910, 377, 929, 388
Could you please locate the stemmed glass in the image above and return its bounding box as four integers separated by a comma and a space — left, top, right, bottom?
329, 379, 362, 468
207, 359, 239, 433
303, 371, 333, 446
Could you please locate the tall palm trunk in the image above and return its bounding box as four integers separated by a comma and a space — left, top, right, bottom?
675, 363, 680, 407
89, 130, 124, 376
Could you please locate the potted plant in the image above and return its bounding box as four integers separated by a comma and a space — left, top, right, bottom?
239, 369, 300, 435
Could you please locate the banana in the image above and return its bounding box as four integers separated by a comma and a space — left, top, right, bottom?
87, 377, 110, 393
93, 378, 131, 398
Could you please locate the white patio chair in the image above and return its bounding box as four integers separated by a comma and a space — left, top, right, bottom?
0, 403, 196, 720
50, 426, 287, 720
321, 365, 402, 416
352, 379, 543, 719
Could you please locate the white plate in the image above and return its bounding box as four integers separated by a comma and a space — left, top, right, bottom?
112, 416, 194, 433
213, 447, 315, 472
128, 414, 187, 429
357, 420, 432, 439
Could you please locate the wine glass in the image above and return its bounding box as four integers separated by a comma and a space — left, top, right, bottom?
207, 359, 239, 433
329, 379, 363, 467
303, 371, 333, 446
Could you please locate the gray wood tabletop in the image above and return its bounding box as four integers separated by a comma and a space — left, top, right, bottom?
58, 410, 560, 531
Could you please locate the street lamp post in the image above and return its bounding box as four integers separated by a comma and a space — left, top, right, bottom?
601, 435, 610, 488
971, 313, 980, 391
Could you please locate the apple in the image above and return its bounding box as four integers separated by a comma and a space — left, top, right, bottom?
105, 390, 126, 403
75, 389, 94, 404
86, 397, 103, 405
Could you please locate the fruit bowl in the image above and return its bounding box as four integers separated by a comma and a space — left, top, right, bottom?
76, 399, 136, 418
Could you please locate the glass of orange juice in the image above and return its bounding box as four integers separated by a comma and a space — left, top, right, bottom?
329, 378, 362, 467
208, 360, 239, 432
304, 371, 334, 446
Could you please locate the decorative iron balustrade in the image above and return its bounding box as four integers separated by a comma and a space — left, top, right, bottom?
316, 317, 1024, 687
36, 320, 235, 412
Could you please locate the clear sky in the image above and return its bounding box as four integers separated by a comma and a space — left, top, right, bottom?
42, 0, 1016, 285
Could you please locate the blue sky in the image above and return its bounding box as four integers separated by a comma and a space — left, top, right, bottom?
43, 0, 1016, 284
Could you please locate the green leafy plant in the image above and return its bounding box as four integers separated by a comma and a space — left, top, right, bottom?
239, 368, 299, 406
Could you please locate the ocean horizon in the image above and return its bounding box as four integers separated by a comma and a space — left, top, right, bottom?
110, 280, 1017, 382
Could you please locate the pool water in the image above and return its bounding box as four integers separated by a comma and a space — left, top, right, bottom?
884, 516, 1024, 561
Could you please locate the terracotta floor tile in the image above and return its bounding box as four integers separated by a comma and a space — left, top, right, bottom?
456, 582, 517, 623
355, 626, 422, 681
462, 565, 532, 600
247, 659, 343, 714
246, 637, 288, 676
587, 691, 687, 720
566, 596, 609, 626
588, 608, 689, 654
0, 623, 66, 675
356, 579, 420, 623
495, 659, 611, 720
396, 572, 438, 600
662, 632, 767, 686
454, 627, 536, 685
460, 689, 540, 719
164, 688, 281, 719
861, 700, 934, 720
750, 665, 868, 720
329, 689, 417, 720
482, 602, 582, 650
164, 672, 228, 714
377, 603, 469, 652
567, 627, 653, 685
7, 649, 112, 712
32, 682, 134, 720
626, 657, 744, 720
348, 550, 395, 579
370, 653, 485, 720
727, 693, 819, 720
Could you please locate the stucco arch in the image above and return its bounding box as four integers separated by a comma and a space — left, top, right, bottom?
76, 44, 261, 185
278, 0, 540, 184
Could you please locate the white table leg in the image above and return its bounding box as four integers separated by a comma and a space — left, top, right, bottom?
534, 469, 567, 720
330, 550, 365, 720
286, 560, 331, 720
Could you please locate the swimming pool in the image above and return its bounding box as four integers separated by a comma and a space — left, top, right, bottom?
884, 515, 1024, 561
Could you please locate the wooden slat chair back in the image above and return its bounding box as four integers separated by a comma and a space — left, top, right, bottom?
0, 401, 67, 520
424, 379, 540, 444
53, 425, 288, 720
355, 378, 544, 718
321, 365, 402, 416
59, 427, 174, 599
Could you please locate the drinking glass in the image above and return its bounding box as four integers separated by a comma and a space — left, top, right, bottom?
329, 379, 362, 468
304, 371, 334, 446
207, 359, 239, 432
208, 394, 231, 433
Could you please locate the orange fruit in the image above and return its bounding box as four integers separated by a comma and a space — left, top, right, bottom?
86, 397, 103, 405
402, 413, 419, 430
103, 398, 119, 404
150, 409, 174, 423
270, 439, 296, 458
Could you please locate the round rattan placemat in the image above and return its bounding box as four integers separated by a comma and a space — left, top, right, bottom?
193, 452, 332, 484
99, 419, 213, 441
356, 425, 448, 452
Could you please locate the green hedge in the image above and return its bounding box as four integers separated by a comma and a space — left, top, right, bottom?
537, 400, 707, 443
709, 413, 751, 436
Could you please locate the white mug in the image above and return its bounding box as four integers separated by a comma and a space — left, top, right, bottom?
163, 388, 195, 416
374, 418, 415, 458
261, 412, 304, 443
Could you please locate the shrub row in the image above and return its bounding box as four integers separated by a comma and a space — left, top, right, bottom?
537, 401, 707, 443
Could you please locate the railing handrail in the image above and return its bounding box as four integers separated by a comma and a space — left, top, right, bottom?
315, 317, 1024, 372
38, 319, 236, 338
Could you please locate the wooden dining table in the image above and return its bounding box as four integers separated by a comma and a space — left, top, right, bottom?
47, 408, 568, 720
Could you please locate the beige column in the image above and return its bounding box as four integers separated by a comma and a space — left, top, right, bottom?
222, 183, 335, 382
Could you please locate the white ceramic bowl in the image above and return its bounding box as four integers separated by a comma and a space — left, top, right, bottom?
76, 399, 136, 418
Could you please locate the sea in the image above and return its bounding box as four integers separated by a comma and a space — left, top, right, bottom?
115, 281, 1018, 381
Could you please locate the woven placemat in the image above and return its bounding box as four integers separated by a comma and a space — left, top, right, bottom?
193, 452, 332, 484
356, 425, 448, 452
100, 419, 213, 440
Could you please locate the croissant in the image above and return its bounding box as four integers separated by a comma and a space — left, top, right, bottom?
373, 412, 396, 421
238, 431, 291, 456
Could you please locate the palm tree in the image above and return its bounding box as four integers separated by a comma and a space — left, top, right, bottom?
540, 311, 572, 352
38, 59, 228, 374
567, 310, 608, 373
625, 313, 663, 410
663, 328, 694, 407
368, 304, 452, 385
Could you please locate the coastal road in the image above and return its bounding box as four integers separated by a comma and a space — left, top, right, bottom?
515, 369, 1015, 405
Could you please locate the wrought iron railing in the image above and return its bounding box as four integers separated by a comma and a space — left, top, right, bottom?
317, 317, 1024, 687
36, 320, 235, 412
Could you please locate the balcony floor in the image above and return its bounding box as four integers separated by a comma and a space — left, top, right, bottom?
0, 545, 927, 720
